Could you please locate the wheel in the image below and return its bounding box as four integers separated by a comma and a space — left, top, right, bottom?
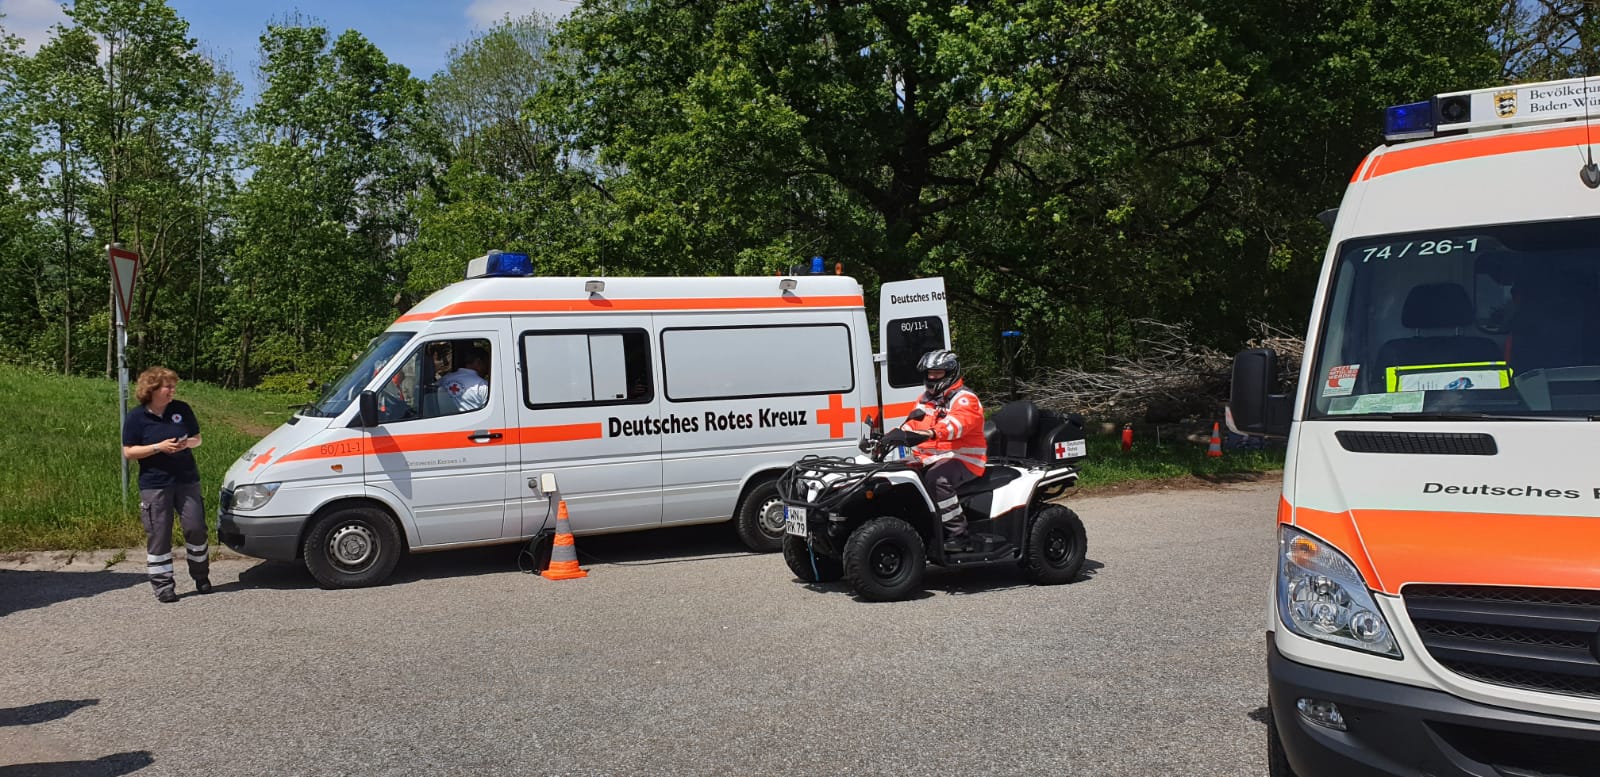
1019, 504, 1087, 585
783, 534, 844, 582
302, 506, 402, 588
1267, 705, 1298, 776
734, 479, 785, 552
842, 516, 925, 601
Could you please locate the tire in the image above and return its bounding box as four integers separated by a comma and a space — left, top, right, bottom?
842, 516, 925, 602
1019, 504, 1087, 585
1267, 705, 1298, 777
734, 479, 785, 553
783, 535, 843, 582
302, 506, 402, 589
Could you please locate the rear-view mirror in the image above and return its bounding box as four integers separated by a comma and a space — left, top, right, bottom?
1230, 349, 1292, 437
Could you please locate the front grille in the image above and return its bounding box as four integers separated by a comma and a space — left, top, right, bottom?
1335, 430, 1498, 455
1433, 722, 1600, 777
1405, 585, 1600, 699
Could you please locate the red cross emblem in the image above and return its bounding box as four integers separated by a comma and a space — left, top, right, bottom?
249, 447, 276, 472
1054, 441, 1069, 459
448, 382, 462, 395
815, 393, 856, 438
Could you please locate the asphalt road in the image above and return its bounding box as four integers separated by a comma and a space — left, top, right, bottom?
0, 477, 1279, 777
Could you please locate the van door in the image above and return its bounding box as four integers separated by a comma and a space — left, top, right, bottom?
513, 316, 663, 535
364, 329, 510, 546
877, 277, 951, 425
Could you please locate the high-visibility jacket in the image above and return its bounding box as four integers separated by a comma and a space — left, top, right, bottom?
903, 379, 987, 476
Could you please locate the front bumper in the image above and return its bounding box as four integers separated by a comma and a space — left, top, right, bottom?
1269, 636, 1600, 776
217, 511, 306, 562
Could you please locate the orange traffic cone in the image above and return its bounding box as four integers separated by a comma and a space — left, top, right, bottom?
541, 500, 589, 580
1207, 422, 1223, 458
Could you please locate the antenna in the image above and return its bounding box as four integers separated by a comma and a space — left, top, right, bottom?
1581, 71, 1600, 188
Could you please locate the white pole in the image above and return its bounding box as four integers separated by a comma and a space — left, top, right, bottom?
111, 244, 130, 501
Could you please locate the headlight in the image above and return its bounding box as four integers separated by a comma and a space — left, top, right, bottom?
232, 482, 282, 511
1278, 526, 1401, 658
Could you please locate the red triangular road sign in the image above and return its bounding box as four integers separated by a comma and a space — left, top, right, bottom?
108, 245, 139, 324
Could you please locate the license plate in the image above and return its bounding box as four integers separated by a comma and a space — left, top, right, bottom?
784, 506, 808, 537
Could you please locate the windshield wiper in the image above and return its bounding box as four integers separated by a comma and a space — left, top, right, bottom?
1328, 412, 1567, 421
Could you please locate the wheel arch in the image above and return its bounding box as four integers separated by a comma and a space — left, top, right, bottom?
300, 496, 410, 560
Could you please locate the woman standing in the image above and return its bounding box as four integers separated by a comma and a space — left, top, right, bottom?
121, 366, 209, 603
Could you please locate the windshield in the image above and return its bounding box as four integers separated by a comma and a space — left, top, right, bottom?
1308, 217, 1600, 420
302, 331, 416, 418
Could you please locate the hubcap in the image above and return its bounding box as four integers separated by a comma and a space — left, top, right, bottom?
758, 498, 786, 535
871, 540, 903, 578
1045, 530, 1070, 564
328, 523, 377, 571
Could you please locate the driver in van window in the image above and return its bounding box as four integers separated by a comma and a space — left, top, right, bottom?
438, 347, 490, 412
1504, 272, 1597, 374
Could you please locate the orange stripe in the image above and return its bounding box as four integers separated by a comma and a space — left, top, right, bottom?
1288, 500, 1600, 594
1286, 501, 1385, 594
274, 423, 604, 463
1361, 124, 1589, 181
552, 534, 574, 547
396, 294, 866, 323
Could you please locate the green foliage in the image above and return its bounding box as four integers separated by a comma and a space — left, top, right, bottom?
0, 364, 303, 550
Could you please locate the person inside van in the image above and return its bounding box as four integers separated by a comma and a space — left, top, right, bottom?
879, 349, 988, 552
438, 346, 490, 412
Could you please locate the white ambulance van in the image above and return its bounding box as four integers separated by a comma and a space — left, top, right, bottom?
1231, 77, 1600, 776
218, 253, 951, 588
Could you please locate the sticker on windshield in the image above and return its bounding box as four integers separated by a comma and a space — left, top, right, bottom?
1329, 392, 1426, 414
1323, 364, 1359, 397
1385, 361, 1511, 392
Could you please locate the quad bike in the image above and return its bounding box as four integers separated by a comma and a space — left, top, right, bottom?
775, 400, 1089, 602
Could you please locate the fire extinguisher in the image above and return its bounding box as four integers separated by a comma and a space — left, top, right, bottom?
1121, 423, 1133, 452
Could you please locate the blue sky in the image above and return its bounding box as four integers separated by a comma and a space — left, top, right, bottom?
1, 0, 574, 83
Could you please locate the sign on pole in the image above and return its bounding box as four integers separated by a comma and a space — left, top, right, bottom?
109, 244, 139, 499
109, 245, 139, 325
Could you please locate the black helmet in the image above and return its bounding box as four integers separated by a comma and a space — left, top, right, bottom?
917, 349, 960, 395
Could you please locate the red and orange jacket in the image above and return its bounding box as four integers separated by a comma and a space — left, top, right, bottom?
903, 379, 987, 476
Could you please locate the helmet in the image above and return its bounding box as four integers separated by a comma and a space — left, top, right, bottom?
916, 349, 960, 395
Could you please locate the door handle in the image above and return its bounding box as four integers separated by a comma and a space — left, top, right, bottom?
466, 431, 503, 442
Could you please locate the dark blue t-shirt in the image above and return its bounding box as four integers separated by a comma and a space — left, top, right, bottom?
122, 399, 201, 489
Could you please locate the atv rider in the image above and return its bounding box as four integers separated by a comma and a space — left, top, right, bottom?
880, 349, 987, 552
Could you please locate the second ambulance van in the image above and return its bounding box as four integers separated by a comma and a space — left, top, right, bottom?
217, 253, 950, 588
1232, 76, 1600, 776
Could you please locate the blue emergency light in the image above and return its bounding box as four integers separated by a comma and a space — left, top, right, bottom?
485, 251, 533, 277
1383, 100, 1436, 142
811, 256, 824, 274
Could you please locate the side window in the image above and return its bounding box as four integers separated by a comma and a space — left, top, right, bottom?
661, 324, 853, 400
376, 338, 492, 423
522, 329, 652, 408
885, 316, 946, 388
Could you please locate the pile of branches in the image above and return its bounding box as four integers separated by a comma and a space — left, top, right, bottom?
1021, 319, 1303, 423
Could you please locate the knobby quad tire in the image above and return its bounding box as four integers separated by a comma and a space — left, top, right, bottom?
1019, 504, 1087, 585
302, 506, 402, 589
735, 479, 785, 553
783, 534, 844, 582
842, 516, 925, 602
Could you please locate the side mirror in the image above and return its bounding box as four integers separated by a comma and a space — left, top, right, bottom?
1230, 348, 1292, 437
358, 390, 380, 428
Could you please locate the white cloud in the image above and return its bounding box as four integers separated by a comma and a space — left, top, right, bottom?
0, 0, 68, 52
466, 0, 574, 28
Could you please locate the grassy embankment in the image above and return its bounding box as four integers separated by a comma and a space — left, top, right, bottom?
0, 364, 1282, 551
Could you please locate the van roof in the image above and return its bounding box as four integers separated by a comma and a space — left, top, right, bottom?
396, 275, 867, 325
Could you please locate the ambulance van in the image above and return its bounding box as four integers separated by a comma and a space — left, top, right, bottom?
1231, 77, 1600, 776
217, 253, 950, 588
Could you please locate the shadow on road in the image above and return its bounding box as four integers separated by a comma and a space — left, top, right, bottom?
1248, 706, 1270, 726
0, 700, 98, 727
0, 571, 147, 617
789, 557, 1106, 601
219, 522, 754, 591
0, 751, 153, 777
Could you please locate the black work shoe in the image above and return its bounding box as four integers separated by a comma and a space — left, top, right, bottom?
156, 589, 180, 603
195, 578, 213, 595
